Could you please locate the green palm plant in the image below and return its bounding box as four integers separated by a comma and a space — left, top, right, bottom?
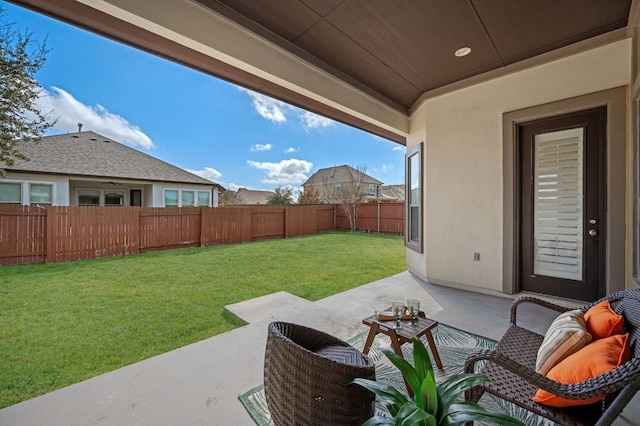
348, 337, 524, 426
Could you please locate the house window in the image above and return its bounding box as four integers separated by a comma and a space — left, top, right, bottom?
335, 182, 341, 189
79, 190, 100, 206
30, 184, 52, 205
164, 188, 211, 207
0, 182, 22, 204
104, 191, 124, 206
182, 190, 195, 207
164, 190, 179, 207
406, 143, 423, 252
198, 191, 210, 207
369, 184, 378, 195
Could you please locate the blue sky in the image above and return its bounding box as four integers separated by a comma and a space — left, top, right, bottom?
4, 2, 405, 195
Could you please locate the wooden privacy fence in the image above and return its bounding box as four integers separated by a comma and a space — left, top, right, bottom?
0, 203, 403, 265
335, 202, 404, 234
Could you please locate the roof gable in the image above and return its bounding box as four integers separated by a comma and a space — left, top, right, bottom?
4, 131, 215, 185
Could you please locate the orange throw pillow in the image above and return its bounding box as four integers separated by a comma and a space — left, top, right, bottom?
533, 334, 631, 407
584, 300, 625, 340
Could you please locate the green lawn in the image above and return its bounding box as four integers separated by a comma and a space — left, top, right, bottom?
0, 232, 405, 408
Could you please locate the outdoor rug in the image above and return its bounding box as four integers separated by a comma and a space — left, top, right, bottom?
239, 323, 556, 426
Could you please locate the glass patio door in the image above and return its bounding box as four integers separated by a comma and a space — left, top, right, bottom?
519, 108, 605, 301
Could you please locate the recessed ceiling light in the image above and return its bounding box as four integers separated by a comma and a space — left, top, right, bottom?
455, 47, 471, 57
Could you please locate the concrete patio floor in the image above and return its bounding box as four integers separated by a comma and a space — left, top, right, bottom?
0, 271, 637, 425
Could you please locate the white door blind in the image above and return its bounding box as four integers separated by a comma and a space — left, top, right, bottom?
533, 128, 583, 281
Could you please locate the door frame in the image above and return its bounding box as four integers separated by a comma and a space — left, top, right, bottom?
502, 87, 627, 299
518, 108, 606, 300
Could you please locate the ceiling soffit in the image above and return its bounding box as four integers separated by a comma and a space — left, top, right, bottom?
206, 0, 632, 110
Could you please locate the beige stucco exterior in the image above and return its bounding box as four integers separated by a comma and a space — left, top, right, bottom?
406, 39, 632, 295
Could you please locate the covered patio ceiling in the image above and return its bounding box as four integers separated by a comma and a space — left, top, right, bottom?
9, 0, 634, 144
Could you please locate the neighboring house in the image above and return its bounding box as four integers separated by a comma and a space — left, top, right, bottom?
0, 131, 220, 207
378, 185, 405, 203
235, 188, 274, 205
302, 165, 382, 203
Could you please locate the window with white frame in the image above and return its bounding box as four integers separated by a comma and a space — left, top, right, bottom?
198, 190, 210, 207
164, 188, 212, 207
406, 143, 423, 252
104, 191, 124, 206
164, 189, 179, 207
30, 184, 52, 205
182, 190, 195, 207
78, 190, 100, 206
0, 182, 22, 204
78, 189, 127, 206
369, 184, 378, 195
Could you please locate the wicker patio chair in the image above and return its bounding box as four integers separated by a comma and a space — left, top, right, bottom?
264, 321, 376, 426
464, 288, 640, 426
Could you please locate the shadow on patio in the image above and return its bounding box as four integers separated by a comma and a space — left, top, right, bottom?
0, 271, 637, 425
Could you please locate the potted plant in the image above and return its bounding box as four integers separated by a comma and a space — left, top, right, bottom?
348, 337, 524, 426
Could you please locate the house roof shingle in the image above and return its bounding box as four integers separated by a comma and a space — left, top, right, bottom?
303, 165, 382, 186
379, 184, 405, 202
4, 131, 215, 185
235, 188, 274, 205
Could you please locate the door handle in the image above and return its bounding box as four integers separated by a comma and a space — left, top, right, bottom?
588, 229, 598, 237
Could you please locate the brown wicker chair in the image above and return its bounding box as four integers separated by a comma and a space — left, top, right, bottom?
464, 289, 640, 426
264, 321, 376, 426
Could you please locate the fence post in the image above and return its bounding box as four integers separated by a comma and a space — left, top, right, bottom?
46, 207, 55, 263
284, 205, 288, 238
333, 204, 336, 231
200, 207, 205, 247
132, 206, 140, 255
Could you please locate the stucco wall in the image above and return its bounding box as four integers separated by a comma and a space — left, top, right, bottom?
406, 39, 632, 293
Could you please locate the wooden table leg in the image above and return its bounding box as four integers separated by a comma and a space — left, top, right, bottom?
423, 329, 443, 369
387, 328, 404, 357
387, 328, 414, 397
362, 323, 379, 355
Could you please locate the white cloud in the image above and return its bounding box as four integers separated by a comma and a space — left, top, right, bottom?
243, 90, 287, 124
285, 147, 299, 153
374, 164, 395, 174
242, 89, 334, 132
247, 158, 313, 185
392, 146, 405, 152
300, 111, 335, 131
36, 87, 155, 149
186, 167, 222, 181
250, 143, 272, 152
